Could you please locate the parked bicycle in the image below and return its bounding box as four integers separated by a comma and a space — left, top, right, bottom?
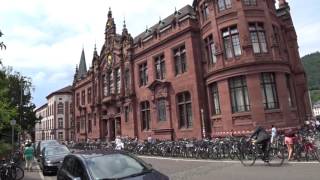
0, 158, 24, 180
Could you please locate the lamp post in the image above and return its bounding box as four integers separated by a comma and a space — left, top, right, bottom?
10, 119, 16, 152
18, 79, 24, 146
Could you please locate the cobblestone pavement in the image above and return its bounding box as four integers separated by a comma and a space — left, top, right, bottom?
25, 157, 320, 180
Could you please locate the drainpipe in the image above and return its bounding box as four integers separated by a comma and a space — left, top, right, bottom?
200, 109, 206, 139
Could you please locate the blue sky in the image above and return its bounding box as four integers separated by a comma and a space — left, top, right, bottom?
0, 0, 319, 108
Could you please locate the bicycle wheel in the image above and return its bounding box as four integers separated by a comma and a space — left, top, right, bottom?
239, 146, 256, 166
267, 147, 285, 166
12, 166, 24, 180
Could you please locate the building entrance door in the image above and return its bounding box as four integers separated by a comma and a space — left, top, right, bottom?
108, 119, 115, 141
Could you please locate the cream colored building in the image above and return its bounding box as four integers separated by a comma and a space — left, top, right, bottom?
35, 86, 74, 142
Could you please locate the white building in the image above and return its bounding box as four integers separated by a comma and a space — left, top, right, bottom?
35, 86, 74, 142
313, 103, 320, 117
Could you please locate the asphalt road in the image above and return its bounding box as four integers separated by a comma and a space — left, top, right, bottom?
25, 157, 320, 180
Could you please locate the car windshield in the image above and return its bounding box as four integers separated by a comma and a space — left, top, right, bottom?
86, 153, 150, 179
41, 141, 59, 150
45, 146, 69, 156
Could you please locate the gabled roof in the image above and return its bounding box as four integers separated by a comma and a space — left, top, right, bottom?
46, 85, 72, 99
133, 5, 196, 44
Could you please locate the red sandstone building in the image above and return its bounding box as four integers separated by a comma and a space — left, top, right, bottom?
72, 0, 311, 141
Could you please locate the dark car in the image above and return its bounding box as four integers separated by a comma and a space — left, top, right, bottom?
57, 150, 169, 180
40, 145, 70, 175
36, 140, 60, 159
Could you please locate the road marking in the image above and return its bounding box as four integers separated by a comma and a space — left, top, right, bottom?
35, 164, 45, 180
138, 156, 320, 164
138, 156, 240, 163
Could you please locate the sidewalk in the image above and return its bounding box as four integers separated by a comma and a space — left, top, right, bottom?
21, 160, 44, 180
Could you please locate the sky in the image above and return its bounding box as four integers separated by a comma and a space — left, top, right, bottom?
0, 0, 319, 108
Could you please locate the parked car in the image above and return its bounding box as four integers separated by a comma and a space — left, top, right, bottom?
57, 150, 169, 180
36, 140, 59, 159
39, 145, 70, 175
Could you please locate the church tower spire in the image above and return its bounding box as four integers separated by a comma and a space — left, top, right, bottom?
105, 7, 116, 40
78, 48, 87, 79
122, 19, 128, 36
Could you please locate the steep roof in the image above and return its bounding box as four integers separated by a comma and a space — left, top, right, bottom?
35, 103, 48, 112
78, 49, 87, 79
46, 85, 72, 99
133, 5, 196, 44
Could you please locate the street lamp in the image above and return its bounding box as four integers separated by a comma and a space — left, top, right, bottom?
18, 79, 24, 146
10, 119, 16, 152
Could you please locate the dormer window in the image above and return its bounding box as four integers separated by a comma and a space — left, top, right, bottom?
218, 0, 232, 11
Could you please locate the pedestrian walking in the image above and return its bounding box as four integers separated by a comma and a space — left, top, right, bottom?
23, 143, 34, 171
270, 125, 277, 144
284, 128, 295, 161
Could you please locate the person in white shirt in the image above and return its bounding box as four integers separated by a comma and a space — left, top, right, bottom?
115, 136, 124, 150
316, 120, 320, 131
271, 125, 277, 144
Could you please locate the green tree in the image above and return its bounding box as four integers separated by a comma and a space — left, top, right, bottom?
0, 30, 5, 50
302, 52, 320, 104
0, 30, 40, 141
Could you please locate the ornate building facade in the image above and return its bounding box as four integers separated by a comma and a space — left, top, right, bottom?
73, 0, 311, 141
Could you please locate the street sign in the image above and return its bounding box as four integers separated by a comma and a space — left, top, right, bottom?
10, 119, 16, 126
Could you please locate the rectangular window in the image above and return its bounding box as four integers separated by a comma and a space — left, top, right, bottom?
218, 0, 232, 11
229, 76, 250, 113
243, 0, 257, 6
76, 93, 80, 107
87, 87, 92, 104
124, 106, 129, 122
201, 2, 210, 22
222, 26, 241, 59
124, 69, 130, 93
261, 72, 279, 109
88, 119, 92, 133
249, 23, 268, 53
286, 74, 294, 107
58, 132, 63, 141
174, 45, 187, 75
115, 68, 121, 94
58, 118, 63, 129
272, 25, 280, 45
105, 74, 110, 96
57, 103, 64, 114
80, 116, 85, 130
94, 113, 96, 126
81, 90, 85, 105
157, 98, 167, 121
155, 54, 166, 80
139, 63, 148, 86
204, 34, 217, 64
140, 101, 150, 130
210, 83, 221, 115
177, 92, 192, 128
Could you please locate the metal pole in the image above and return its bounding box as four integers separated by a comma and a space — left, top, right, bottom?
19, 80, 23, 146
200, 109, 206, 139
12, 125, 14, 152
